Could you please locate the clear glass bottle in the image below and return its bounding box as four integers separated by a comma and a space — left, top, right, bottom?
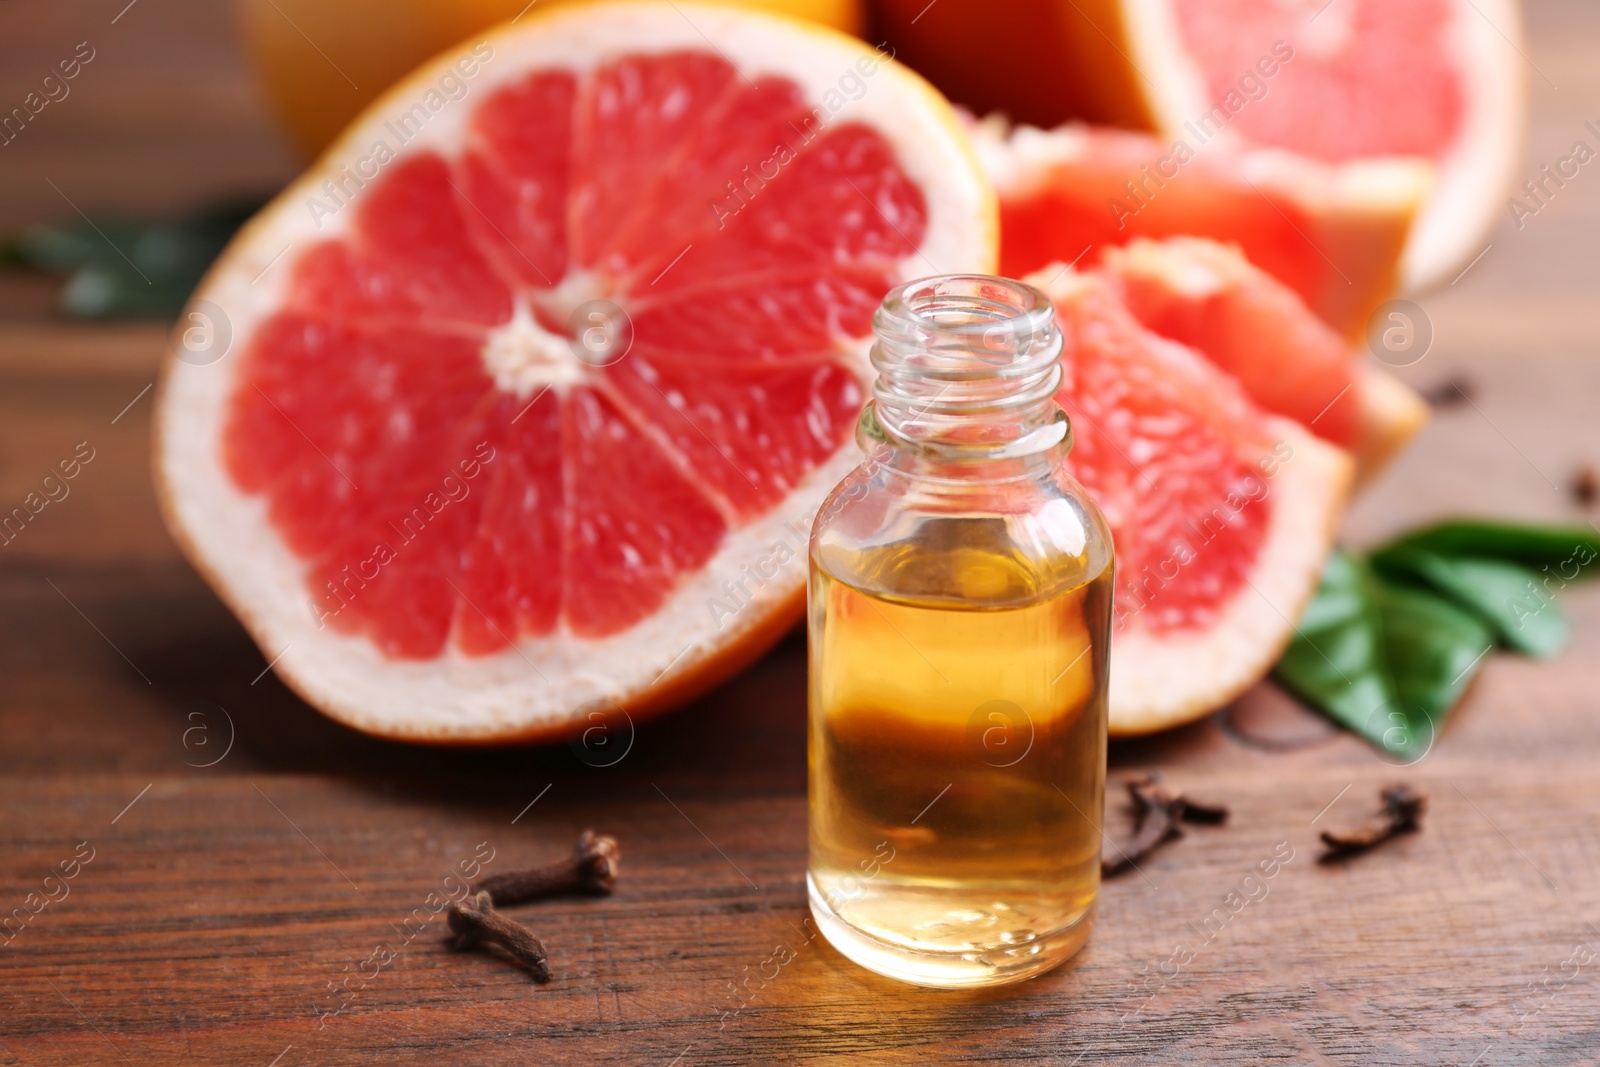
807, 275, 1114, 988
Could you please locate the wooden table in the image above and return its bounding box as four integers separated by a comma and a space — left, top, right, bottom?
4, 1, 1599, 1063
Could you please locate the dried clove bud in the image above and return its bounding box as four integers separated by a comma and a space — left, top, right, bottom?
1420, 375, 1477, 409
474, 829, 619, 905
1102, 774, 1230, 878
447, 890, 551, 982
1570, 465, 1598, 508
1319, 784, 1426, 862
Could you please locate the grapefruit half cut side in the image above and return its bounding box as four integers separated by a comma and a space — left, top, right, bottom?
882, 0, 1523, 294
1144, 0, 1525, 292
973, 119, 1431, 339
154, 1, 996, 743
1101, 237, 1428, 485
1033, 267, 1353, 736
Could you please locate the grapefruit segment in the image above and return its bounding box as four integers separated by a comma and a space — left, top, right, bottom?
1101, 237, 1428, 483
288, 158, 515, 329
652, 123, 932, 289
629, 267, 886, 360
572, 51, 744, 272
1105, 237, 1361, 448
561, 386, 730, 638
1106, 414, 1353, 735
604, 355, 865, 518
1035, 267, 1353, 735
454, 394, 565, 654
973, 118, 1430, 338
458, 70, 575, 288
155, 2, 995, 742
222, 315, 493, 550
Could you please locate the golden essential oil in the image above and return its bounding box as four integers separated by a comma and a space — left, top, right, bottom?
807, 275, 1114, 988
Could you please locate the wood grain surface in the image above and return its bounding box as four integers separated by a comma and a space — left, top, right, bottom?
3, 1, 1600, 1064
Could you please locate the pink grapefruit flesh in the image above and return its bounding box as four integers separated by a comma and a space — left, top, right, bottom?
1170, 0, 1465, 162
224, 71, 913, 655
1055, 275, 1274, 633
1104, 237, 1362, 449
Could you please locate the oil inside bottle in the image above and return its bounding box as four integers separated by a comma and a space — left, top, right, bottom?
808, 516, 1112, 987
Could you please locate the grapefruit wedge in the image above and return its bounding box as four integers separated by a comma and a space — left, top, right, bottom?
1034, 267, 1353, 735
1101, 237, 1429, 484
154, 2, 995, 743
883, 0, 1525, 292
973, 119, 1431, 339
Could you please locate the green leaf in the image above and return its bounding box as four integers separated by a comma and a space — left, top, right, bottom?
1370, 578, 1496, 731
1373, 548, 1570, 658
4, 201, 259, 320
1275, 517, 1597, 758
1273, 551, 1401, 755
1273, 551, 1495, 760
58, 265, 198, 319
1372, 519, 1600, 574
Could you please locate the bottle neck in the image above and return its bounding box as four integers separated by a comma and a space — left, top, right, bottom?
860, 275, 1069, 475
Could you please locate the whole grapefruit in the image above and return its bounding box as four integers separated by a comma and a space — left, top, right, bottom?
242, 0, 868, 157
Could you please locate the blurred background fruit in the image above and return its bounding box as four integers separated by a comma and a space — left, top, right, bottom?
877, 0, 1525, 293
240, 0, 867, 157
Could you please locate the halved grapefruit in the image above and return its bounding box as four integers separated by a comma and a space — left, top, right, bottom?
972, 118, 1431, 339
1035, 267, 1353, 735
1101, 237, 1428, 484
243, 0, 870, 157
155, 2, 995, 742
881, 0, 1525, 292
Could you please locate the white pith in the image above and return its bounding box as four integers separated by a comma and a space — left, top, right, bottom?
481, 299, 583, 395
154, 2, 996, 742
1400, 0, 1525, 291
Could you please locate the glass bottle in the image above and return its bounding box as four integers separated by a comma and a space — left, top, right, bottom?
806, 274, 1114, 988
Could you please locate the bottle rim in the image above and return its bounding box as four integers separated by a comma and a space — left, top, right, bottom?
865, 274, 1067, 460
871, 274, 1061, 384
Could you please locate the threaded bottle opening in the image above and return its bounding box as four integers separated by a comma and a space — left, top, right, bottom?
867, 275, 1066, 458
